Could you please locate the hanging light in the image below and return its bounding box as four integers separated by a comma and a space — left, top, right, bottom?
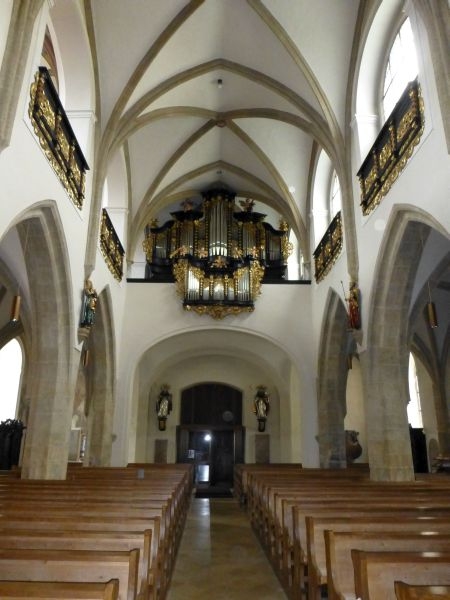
426, 281, 438, 329
10, 295, 21, 322
10, 221, 30, 323
426, 298, 438, 329
83, 348, 90, 367
420, 232, 438, 330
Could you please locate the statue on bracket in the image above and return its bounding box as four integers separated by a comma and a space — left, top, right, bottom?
342, 280, 361, 330
80, 279, 98, 328
254, 385, 270, 432
156, 385, 172, 431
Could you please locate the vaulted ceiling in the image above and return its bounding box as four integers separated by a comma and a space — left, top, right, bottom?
87, 0, 361, 259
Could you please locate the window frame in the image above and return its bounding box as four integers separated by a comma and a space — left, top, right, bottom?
379, 16, 419, 123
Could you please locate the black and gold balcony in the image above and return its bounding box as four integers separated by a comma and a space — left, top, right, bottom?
357, 78, 424, 216
313, 211, 343, 283
100, 209, 125, 281
29, 67, 89, 209
143, 189, 292, 319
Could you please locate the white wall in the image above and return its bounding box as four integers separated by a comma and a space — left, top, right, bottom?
111, 281, 318, 467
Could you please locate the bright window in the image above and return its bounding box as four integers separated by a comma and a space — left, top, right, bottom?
329, 171, 342, 220
383, 18, 418, 118
0, 338, 23, 422
407, 353, 423, 428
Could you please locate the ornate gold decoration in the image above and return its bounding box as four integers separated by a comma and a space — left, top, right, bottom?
144, 189, 294, 317
185, 304, 254, 319
28, 68, 89, 210
313, 211, 343, 283
100, 209, 125, 281
212, 256, 227, 268
358, 78, 424, 216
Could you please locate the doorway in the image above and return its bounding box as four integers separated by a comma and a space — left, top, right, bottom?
176, 426, 245, 496
177, 382, 245, 496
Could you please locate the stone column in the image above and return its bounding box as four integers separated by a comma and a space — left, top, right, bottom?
0, 0, 44, 152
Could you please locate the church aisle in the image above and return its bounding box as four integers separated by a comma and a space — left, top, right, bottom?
167, 497, 287, 599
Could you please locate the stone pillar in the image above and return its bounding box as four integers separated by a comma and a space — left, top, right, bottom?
0, 0, 44, 152
317, 291, 349, 469
19, 214, 75, 479
362, 217, 427, 481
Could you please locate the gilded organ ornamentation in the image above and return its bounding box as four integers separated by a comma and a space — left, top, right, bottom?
143, 189, 292, 318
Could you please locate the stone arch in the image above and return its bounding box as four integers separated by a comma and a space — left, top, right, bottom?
83, 286, 115, 466
317, 288, 349, 468
14, 203, 75, 479
120, 328, 303, 466
364, 206, 449, 481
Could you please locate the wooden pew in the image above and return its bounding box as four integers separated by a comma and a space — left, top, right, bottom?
0, 579, 119, 600
0, 465, 193, 600
0, 529, 152, 600
325, 530, 450, 600
294, 505, 450, 600
0, 517, 160, 600
352, 550, 450, 600
253, 477, 450, 572
0, 548, 140, 600
395, 581, 450, 599
239, 467, 450, 600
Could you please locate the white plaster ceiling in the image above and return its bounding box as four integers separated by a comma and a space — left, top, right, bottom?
89, 0, 361, 257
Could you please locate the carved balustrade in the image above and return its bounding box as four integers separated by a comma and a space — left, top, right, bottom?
313, 211, 343, 283
28, 67, 89, 209
100, 209, 125, 281
357, 78, 424, 216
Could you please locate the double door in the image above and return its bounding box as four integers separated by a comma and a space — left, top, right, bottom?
176, 426, 245, 486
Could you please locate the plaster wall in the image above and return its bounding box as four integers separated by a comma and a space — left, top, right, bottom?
136, 356, 281, 465
111, 281, 317, 466
0, 3, 128, 366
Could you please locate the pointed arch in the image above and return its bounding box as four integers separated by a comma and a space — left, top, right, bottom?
365, 206, 449, 480
12, 202, 75, 479
316, 288, 349, 468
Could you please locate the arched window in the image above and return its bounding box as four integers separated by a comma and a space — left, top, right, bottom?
41, 27, 59, 92
329, 171, 342, 220
382, 18, 418, 119
407, 353, 423, 428
0, 338, 23, 422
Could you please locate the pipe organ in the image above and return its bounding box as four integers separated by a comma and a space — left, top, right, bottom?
143, 189, 292, 318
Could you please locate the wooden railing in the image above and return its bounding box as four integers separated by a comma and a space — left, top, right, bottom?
100, 209, 125, 281
313, 211, 343, 283
357, 78, 424, 216
28, 67, 89, 209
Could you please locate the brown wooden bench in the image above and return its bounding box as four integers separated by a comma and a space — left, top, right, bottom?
0, 529, 152, 600
293, 505, 450, 600
0, 517, 161, 600
0, 465, 193, 600
325, 530, 450, 600
240, 468, 450, 600
395, 581, 450, 599
0, 548, 140, 600
0, 579, 119, 599
352, 550, 450, 600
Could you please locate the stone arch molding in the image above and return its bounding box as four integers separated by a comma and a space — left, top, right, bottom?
113, 327, 302, 466
9, 202, 76, 479
365, 206, 449, 481
83, 285, 115, 467
317, 288, 349, 469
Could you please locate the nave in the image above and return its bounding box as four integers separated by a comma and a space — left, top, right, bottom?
167, 498, 286, 600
